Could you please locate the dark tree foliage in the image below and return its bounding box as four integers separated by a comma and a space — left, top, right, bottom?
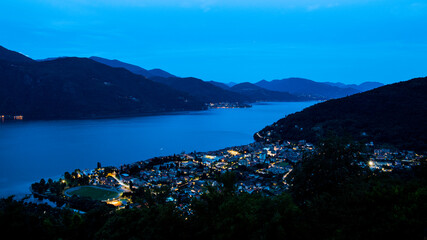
217, 170, 238, 194
96, 203, 187, 240
32, 169, 88, 197
297, 170, 427, 240
190, 190, 303, 240
66, 195, 114, 213
129, 186, 171, 207
0, 196, 89, 239
287, 135, 368, 203
285, 137, 426, 239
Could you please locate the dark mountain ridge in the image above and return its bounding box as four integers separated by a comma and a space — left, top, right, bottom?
254, 77, 427, 151
0, 45, 35, 63
0, 56, 205, 120
89, 56, 176, 78
208, 81, 231, 90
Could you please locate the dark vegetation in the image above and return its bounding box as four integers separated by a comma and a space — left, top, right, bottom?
1, 137, 425, 239
31, 169, 90, 197
255, 77, 427, 151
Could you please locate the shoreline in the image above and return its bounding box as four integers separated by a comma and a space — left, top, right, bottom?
0, 100, 320, 122
3, 141, 259, 200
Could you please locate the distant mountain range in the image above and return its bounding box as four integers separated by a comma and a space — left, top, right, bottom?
84, 57, 384, 102
213, 79, 384, 99
254, 77, 427, 151
91, 57, 306, 103
0, 49, 205, 120
0, 45, 390, 120
322, 81, 384, 92
255, 78, 361, 99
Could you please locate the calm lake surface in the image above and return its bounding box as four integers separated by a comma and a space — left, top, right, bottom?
0, 101, 316, 197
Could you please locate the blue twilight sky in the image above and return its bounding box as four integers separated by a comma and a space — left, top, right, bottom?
0, 0, 426, 84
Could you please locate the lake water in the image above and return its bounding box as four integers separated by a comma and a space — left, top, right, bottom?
0, 101, 316, 197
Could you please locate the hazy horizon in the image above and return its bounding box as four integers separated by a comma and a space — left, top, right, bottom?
1, 0, 426, 84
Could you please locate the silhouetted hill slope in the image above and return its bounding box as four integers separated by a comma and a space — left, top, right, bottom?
230, 82, 310, 102
37, 57, 64, 62
323, 81, 384, 91
148, 68, 176, 78
0, 57, 205, 120
208, 81, 231, 90
255, 78, 359, 99
89, 56, 175, 78
255, 77, 427, 151
357, 81, 384, 91
150, 76, 247, 103
0, 45, 35, 63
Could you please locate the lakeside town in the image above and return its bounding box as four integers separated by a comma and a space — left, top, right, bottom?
29, 140, 424, 213
1, 114, 23, 122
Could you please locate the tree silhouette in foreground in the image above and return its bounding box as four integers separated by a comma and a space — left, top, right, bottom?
287, 135, 368, 203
